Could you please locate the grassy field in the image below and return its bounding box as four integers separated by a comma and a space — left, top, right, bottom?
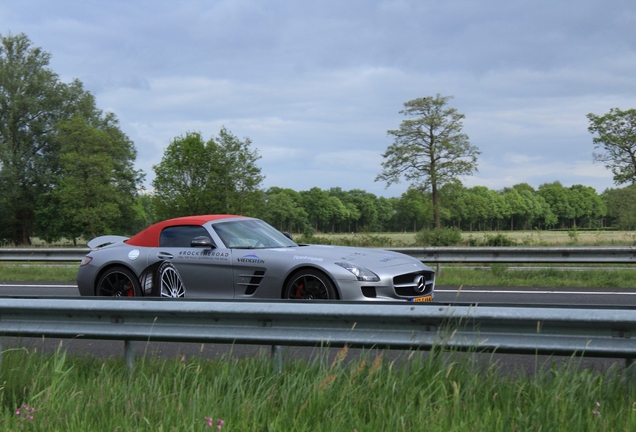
12, 229, 636, 248
1, 345, 634, 431
310, 229, 636, 247
2, 230, 636, 286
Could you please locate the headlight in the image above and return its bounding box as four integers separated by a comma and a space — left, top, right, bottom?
335, 262, 380, 282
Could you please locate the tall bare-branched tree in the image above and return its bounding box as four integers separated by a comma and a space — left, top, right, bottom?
587, 108, 636, 185
376, 94, 480, 228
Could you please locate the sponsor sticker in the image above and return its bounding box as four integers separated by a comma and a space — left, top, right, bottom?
178, 250, 229, 257
380, 254, 398, 262
176, 250, 230, 261
237, 254, 265, 264
293, 255, 324, 262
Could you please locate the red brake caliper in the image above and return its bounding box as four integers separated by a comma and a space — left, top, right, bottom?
127, 284, 134, 297
295, 283, 304, 298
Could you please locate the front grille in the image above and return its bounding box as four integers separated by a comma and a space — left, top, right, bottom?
393, 271, 434, 297
361, 286, 377, 298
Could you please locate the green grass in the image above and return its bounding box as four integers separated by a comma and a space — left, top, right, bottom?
0, 263, 78, 282
1, 345, 634, 431
438, 267, 636, 288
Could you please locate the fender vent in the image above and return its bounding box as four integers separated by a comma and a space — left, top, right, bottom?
240, 270, 265, 295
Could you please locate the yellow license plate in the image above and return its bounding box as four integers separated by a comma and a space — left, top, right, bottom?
412, 295, 433, 303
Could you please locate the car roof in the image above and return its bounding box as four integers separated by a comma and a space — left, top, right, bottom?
126, 214, 245, 247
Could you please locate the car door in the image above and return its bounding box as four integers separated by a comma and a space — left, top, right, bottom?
155, 225, 234, 298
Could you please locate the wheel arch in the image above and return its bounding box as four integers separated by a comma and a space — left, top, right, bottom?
93, 261, 158, 296
280, 265, 341, 300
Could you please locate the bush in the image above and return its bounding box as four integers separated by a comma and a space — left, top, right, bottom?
481, 233, 516, 246
415, 227, 463, 246
567, 228, 580, 244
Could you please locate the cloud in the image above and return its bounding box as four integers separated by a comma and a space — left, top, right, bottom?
2, 0, 635, 197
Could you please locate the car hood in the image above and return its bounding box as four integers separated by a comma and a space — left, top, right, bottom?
284, 244, 420, 269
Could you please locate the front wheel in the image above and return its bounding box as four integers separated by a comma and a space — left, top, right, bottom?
284, 269, 337, 300
96, 266, 141, 297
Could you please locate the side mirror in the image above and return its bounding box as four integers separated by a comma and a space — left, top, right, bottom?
191, 236, 215, 248
282, 232, 293, 240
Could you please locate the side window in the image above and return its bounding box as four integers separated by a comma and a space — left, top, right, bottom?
160, 226, 211, 248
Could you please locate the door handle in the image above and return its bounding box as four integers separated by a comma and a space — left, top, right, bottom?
157, 252, 174, 260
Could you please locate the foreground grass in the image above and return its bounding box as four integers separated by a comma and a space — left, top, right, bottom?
0, 346, 634, 431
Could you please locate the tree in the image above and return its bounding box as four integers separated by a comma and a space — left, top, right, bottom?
152, 132, 216, 219
587, 108, 636, 185
345, 189, 380, 232
602, 185, 636, 230
568, 184, 606, 228
0, 33, 95, 244
463, 187, 491, 231
209, 127, 265, 216
35, 115, 145, 243
537, 181, 575, 228
503, 188, 527, 231
263, 187, 308, 232
376, 94, 480, 228
395, 189, 432, 232
301, 187, 333, 232
152, 128, 264, 220
438, 181, 467, 229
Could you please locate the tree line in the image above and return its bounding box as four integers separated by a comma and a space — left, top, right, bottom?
252, 182, 630, 234
2, 33, 636, 246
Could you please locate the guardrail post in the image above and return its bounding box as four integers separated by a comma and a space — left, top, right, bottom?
271, 345, 282, 373
124, 340, 134, 370
626, 358, 636, 391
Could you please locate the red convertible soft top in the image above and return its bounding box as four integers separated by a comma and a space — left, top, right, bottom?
126, 214, 244, 247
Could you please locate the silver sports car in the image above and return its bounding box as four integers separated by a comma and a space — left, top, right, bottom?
76, 215, 435, 302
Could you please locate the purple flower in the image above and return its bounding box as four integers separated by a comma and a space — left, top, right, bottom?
205, 415, 224, 428
15, 404, 36, 421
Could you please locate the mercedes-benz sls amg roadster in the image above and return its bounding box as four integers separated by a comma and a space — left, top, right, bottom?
76, 215, 435, 302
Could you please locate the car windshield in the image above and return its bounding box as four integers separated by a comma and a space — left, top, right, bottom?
212, 219, 298, 249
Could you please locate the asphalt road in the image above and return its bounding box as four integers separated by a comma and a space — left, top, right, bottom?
2, 281, 636, 307
1, 281, 634, 375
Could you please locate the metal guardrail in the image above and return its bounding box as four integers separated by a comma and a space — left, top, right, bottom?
1, 298, 636, 369
0, 248, 89, 262
2, 246, 636, 263
397, 247, 636, 264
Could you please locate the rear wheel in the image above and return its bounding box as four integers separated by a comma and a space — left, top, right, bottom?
96, 266, 141, 297
284, 269, 337, 300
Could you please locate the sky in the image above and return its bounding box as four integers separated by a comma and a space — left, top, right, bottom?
1, 0, 635, 197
